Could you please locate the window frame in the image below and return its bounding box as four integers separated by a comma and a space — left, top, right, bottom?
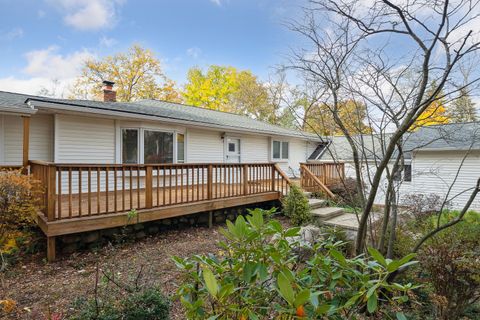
120, 126, 184, 164
271, 139, 289, 161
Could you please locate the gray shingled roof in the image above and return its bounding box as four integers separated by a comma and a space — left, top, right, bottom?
0, 91, 36, 113
0, 90, 318, 140
405, 122, 480, 151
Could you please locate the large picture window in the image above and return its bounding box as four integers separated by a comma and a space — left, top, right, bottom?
272, 140, 289, 160
144, 130, 174, 164
122, 129, 139, 164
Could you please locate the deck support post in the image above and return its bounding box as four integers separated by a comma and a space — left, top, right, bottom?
207, 165, 213, 199
46, 164, 56, 221
22, 116, 30, 173
271, 164, 276, 191
47, 236, 56, 262
208, 211, 213, 228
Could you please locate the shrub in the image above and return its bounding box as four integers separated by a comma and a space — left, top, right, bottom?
174, 208, 418, 319
282, 184, 311, 225
123, 287, 170, 320
401, 193, 447, 221
328, 178, 363, 207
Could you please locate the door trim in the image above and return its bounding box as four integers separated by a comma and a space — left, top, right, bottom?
224, 136, 241, 163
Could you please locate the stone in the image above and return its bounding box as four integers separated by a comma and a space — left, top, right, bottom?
197, 214, 209, 224
62, 243, 78, 254
101, 228, 119, 238
227, 214, 235, 221
147, 225, 159, 234
133, 223, 144, 231
61, 234, 81, 244
162, 219, 171, 225
82, 231, 100, 243
135, 231, 147, 239
271, 225, 323, 248
215, 215, 225, 223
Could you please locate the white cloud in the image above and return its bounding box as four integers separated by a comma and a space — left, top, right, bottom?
37, 9, 46, 18
47, 0, 124, 31
1, 27, 24, 40
186, 47, 202, 59
22, 45, 94, 80
210, 0, 222, 6
0, 46, 95, 97
99, 36, 117, 47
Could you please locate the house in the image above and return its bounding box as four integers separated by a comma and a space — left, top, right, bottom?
0, 82, 338, 260
316, 123, 480, 211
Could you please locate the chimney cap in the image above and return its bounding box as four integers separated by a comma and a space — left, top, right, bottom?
102, 80, 115, 87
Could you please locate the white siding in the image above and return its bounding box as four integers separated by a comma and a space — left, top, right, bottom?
0, 114, 53, 165
241, 135, 269, 162
275, 138, 308, 177
410, 150, 480, 210
56, 114, 115, 163
186, 129, 224, 163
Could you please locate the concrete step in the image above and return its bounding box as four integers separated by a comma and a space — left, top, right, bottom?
308, 198, 327, 209
312, 207, 344, 221
303, 191, 313, 198
322, 213, 359, 231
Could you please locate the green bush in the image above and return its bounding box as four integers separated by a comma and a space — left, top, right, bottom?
71, 286, 170, 320
282, 184, 311, 225
174, 208, 418, 319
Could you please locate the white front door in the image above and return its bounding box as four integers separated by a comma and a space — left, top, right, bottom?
225, 137, 241, 163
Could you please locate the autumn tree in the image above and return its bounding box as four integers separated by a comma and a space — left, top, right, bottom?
182, 65, 279, 123
412, 82, 450, 129
71, 45, 182, 102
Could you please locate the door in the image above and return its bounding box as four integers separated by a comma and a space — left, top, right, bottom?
225, 137, 241, 163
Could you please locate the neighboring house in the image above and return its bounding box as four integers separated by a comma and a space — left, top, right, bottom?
0, 85, 321, 173
317, 123, 480, 210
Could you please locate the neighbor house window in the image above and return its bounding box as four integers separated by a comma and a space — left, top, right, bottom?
122, 129, 139, 164
404, 164, 412, 182
144, 130, 174, 164
177, 133, 185, 163
272, 140, 289, 160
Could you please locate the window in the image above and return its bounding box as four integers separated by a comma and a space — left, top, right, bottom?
404, 164, 412, 182
144, 130, 174, 164
122, 129, 138, 164
308, 143, 328, 160
272, 140, 289, 160
228, 142, 236, 152
177, 133, 185, 163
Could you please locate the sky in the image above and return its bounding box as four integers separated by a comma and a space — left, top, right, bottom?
0, 0, 304, 96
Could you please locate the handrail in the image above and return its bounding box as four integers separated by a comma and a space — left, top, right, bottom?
274, 163, 291, 185
300, 164, 335, 199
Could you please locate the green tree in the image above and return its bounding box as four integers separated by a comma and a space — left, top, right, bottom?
71, 45, 182, 102
450, 88, 477, 122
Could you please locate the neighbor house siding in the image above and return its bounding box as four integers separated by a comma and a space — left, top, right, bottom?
55, 114, 115, 163
1, 114, 53, 165
411, 150, 480, 210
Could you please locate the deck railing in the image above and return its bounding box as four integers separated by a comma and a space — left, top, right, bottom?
30, 161, 291, 221
300, 162, 345, 198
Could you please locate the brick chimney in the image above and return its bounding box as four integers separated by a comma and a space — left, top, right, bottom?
102, 80, 116, 102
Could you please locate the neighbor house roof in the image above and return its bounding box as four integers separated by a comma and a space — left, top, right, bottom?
0, 90, 319, 140
319, 122, 480, 162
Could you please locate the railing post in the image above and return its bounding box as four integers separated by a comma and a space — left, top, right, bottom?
243, 164, 249, 195
207, 164, 213, 200
271, 164, 276, 191
46, 164, 56, 221
145, 166, 153, 209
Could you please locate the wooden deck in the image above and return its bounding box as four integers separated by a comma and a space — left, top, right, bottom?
27, 161, 292, 261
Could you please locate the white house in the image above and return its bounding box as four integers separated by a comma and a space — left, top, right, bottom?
0, 85, 321, 173
317, 123, 480, 210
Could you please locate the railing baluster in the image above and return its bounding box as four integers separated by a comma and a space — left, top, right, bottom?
114, 167, 118, 213
57, 168, 62, 219
78, 168, 82, 216
97, 167, 101, 214
68, 167, 72, 218
105, 167, 109, 213
137, 166, 140, 208
88, 168, 92, 215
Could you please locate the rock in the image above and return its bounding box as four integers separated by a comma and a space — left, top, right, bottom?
133, 223, 144, 231
147, 225, 159, 234
162, 219, 171, 226
197, 214, 209, 224
135, 231, 146, 239
272, 225, 323, 248
227, 214, 235, 221
61, 234, 81, 244
215, 215, 225, 223
82, 232, 100, 243
102, 228, 119, 238
62, 243, 78, 254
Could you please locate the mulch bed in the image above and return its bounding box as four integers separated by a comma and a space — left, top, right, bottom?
1, 223, 235, 319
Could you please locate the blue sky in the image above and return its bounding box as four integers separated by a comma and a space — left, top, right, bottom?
0, 0, 304, 96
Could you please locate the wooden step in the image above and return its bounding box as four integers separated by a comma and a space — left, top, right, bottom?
308, 198, 327, 209
312, 207, 344, 221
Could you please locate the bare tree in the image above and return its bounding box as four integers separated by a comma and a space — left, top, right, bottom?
287, 0, 480, 255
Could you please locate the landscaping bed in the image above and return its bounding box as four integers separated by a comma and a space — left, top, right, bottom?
1, 223, 241, 319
